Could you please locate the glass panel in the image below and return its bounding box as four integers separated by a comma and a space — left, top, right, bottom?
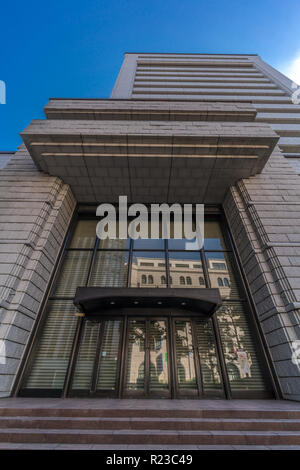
168, 252, 204, 288
131, 251, 166, 288
97, 221, 130, 249
97, 320, 122, 390
149, 320, 169, 391
72, 321, 100, 390
195, 319, 223, 395
23, 301, 77, 389
69, 220, 97, 249
175, 320, 197, 390
167, 220, 200, 250
205, 252, 244, 299
125, 320, 146, 391
204, 220, 228, 250
133, 238, 164, 250
90, 251, 128, 287
217, 301, 270, 391
53, 251, 92, 296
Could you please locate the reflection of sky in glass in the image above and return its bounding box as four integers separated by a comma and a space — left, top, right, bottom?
205, 251, 225, 260
133, 238, 164, 250
204, 238, 223, 250
168, 238, 199, 250
168, 251, 202, 262
132, 251, 165, 263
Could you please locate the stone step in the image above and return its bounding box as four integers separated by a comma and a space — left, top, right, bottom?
1, 416, 300, 431
1, 428, 300, 446
1, 408, 300, 419
5, 443, 300, 450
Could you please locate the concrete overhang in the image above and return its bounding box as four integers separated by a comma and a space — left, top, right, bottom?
21, 118, 279, 204
44, 99, 257, 122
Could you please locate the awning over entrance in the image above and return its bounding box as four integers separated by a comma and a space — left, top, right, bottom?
73, 287, 222, 317
21, 100, 279, 204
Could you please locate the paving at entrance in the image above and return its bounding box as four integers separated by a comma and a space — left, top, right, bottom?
0, 398, 300, 449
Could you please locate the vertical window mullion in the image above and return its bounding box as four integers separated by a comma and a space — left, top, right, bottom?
165, 239, 171, 288
127, 238, 134, 287
200, 249, 210, 288
86, 237, 100, 286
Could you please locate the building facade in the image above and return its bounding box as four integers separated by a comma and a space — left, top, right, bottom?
1, 53, 300, 401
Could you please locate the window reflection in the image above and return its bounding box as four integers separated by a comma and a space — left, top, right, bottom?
205, 252, 243, 299
131, 252, 166, 288
169, 252, 204, 289
133, 238, 164, 250
218, 302, 267, 390
126, 320, 146, 390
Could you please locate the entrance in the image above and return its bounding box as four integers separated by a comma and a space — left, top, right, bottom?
70, 314, 225, 399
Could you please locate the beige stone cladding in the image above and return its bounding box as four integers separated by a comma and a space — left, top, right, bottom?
0, 145, 75, 396
224, 146, 300, 400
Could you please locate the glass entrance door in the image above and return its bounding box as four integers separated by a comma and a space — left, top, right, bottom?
123, 318, 170, 397
70, 319, 123, 396
70, 315, 224, 398
173, 318, 224, 397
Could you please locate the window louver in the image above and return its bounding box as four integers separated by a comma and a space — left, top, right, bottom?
97, 320, 122, 390
90, 251, 128, 287
72, 320, 100, 390
175, 320, 197, 390
195, 319, 223, 394
24, 300, 77, 389
217, 301, 269, 391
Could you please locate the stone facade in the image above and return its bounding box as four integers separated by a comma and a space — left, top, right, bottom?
0, 145, 76, 396
1, 52, 300, 400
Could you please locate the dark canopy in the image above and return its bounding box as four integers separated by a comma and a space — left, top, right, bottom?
74, 287, 222, 318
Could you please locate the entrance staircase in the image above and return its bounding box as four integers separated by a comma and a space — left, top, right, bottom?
0, 398, 300, 449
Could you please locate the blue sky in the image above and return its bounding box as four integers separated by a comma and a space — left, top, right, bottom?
1, 0, 300, 150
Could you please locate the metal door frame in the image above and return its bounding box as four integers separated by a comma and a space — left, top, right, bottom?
122, 316, 172, 399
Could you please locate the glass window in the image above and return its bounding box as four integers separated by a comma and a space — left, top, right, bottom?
90, 251, 128, 287
131, 251, 166, 288
217, 301, 270, 392
23, 300, 77, 390
69, 220, 97, 249
169, 251, 203, 289
97, 221, 130, 249
167, 220, 200, 250
133, 238, 164, 250
53, 251, 92, 296
204, 220, 228, 250
22, 214, 271, 398
205, 252, 244, 299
